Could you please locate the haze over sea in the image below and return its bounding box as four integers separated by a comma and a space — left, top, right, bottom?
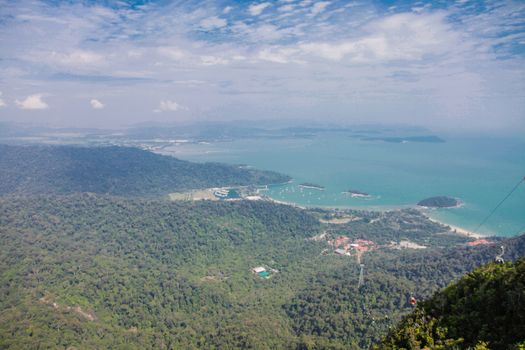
169, 133, 525, 237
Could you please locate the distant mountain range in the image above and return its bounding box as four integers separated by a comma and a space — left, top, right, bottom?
0, 121, 445, 145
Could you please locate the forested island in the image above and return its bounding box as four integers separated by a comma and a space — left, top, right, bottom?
418, 196, 459, 208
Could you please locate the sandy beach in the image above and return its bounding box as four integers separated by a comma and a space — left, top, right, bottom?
425, 215, 485, 239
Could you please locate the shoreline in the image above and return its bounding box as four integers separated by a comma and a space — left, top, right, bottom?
422, 214, 485, 239
263, 195, 486, 239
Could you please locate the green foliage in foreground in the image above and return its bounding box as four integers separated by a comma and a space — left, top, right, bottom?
0, 195, 524, 349
0, 144, 290, 196
377, 259, 525, 350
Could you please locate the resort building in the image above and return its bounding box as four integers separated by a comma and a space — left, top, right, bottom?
252, 266, 266, 274
334, 248, 349, 256
251, 266, 271, 278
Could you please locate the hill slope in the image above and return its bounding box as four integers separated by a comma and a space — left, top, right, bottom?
0, 144, 290, 196
377, 259, 525, 349
1, 194, 524, 349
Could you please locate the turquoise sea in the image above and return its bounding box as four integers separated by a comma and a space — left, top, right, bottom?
167, 134, 525, 237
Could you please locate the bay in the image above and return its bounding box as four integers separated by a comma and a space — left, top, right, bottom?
166, 133, 525, 237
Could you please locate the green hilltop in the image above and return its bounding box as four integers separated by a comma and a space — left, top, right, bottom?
377, 259, 525, 350
1, 193, 524, 349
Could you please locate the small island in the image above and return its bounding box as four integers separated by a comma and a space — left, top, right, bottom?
299, 183, 325, 190
417, 196, 459, 208
342, 189, 370, 198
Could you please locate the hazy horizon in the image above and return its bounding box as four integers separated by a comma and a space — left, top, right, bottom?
1, 0, 524, 133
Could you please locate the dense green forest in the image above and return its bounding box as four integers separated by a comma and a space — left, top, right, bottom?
0, 143, 523, 349
1, 194, 524, 349
0, 144, 290, 196
377, 259, 525, 349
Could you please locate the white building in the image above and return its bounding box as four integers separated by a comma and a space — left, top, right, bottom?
252, 266, 266, 274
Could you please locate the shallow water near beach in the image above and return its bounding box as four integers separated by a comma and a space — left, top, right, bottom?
167, 133, 525, 237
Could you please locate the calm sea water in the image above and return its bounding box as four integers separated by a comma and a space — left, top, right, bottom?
166, 134, 525, 237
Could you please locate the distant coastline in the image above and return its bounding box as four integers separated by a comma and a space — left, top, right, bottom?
361, 135, 446, 143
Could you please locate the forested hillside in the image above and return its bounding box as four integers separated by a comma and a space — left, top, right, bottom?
377, 259, 525, 349
1, 194, 524, 349
0, 144, 290, 196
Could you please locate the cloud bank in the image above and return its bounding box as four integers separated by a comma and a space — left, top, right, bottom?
0, 0, 523, 132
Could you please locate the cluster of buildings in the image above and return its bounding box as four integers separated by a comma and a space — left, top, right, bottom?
213, 187, 264, 201
466, 238, 493, 246
328, 235, 376, 256
213, 188, 241, 200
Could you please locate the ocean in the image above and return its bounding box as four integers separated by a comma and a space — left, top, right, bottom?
166, 133, 525, 237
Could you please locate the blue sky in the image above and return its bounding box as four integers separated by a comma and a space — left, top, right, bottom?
0, 0, 524, 133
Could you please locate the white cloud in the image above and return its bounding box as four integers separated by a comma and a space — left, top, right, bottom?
248, 24, 287, 42
232, 55, 247, 61
155, 100, 186, 112
299, 12, 459, 62
50, 50, 104, 66
15, 94, 49, 110
223, 6, 233, 14
278, 5, 295, 12
0, 92, 5, 108
157, 47, 187, 60
249, 2, 271, 16
199, 16, 227, 30
200, 55, 229, 66
127, 49, 144, 58
90, 99, 105, 109
258, 49, 290, 63
258, 47, 303, 64
310, 2, 330, 17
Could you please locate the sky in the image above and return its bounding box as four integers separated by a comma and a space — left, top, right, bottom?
0, 0, 524, 133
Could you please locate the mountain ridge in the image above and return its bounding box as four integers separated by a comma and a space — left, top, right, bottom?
0, 144, 290, 196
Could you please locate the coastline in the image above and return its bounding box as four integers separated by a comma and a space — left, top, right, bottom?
265, 197, 306, 209
424, 215, 485, 239
264, 194, 485, 240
